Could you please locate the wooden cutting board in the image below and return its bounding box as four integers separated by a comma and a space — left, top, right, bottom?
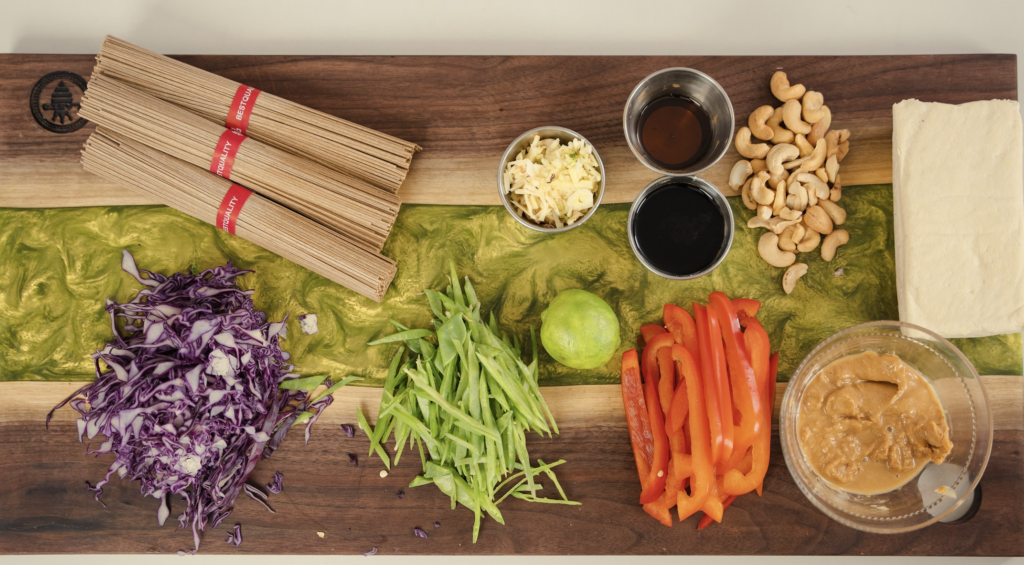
0, 54, 1016, 207
1, 54, 1021, 556
2, 378, 1022, 556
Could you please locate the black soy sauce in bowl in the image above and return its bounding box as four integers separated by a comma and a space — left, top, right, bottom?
627, 179, 734, 279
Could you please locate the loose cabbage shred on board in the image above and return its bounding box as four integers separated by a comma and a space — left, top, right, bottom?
48, 251, 355, 553
365, 262, 579, 542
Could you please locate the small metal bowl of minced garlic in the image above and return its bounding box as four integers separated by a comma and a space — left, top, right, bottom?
498, 126, 605, 233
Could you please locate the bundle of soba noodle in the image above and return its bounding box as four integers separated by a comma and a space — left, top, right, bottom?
94, 35, 419, 194
79, 74, 399, 253
82, 129, 396, 302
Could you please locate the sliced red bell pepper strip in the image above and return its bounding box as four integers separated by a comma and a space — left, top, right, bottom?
701, 474, 725, 523
707, 308, 735, 465
670, 344, 714, 522
732, 298, 761, 328
640, 323, 668, 344
620, 350, 653, 483
639, 357, 670, 504
692, 304, 724, 466
664, 304, 701, 366
643, 491, 674, 527
642, 332, 675, 415
657, 346, 675, 416
663, 455, 680, 505
665, 339, 699, 435
709, 292, 763, 458
757, 351, 779, 496
669, 427, 691, 485
698, 496, 737, 530
722, 401, 770, 496
721, 351, 771, 497
743, 319, 771, 397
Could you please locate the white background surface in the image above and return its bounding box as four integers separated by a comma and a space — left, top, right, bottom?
2, 0, 1023, 563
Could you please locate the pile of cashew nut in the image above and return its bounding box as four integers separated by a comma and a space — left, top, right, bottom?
729, 71, 851, 295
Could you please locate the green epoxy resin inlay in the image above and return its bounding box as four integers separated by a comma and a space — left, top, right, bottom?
1, 184, 1020, 384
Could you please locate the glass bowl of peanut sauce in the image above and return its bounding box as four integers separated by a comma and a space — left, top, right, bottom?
779, 321, 993, 533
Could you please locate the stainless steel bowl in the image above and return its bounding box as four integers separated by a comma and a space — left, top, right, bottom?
497, 126, 605, 233
626, 175, 735, 280
623, 67, 734, 177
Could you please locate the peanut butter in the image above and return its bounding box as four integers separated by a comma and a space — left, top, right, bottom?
797, 351, 953, 495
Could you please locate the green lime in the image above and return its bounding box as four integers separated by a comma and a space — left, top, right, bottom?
540, 289, 620, 370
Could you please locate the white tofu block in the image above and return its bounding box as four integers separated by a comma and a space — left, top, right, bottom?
893, 99, 1024, 338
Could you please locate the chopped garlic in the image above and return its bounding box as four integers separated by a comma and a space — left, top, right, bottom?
503, 135, 601, 228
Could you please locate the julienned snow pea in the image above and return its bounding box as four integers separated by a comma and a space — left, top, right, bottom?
363, 262, 578, 542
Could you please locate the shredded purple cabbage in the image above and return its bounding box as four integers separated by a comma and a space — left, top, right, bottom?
363, 547, 378, 556
397, 490, 404, 499
341, 424, 355, 437
348, 453, 358, 466
48, 251, 331, 553
267, 471, 283, 494
225, 524, 242, 546
413, 527, 428, 539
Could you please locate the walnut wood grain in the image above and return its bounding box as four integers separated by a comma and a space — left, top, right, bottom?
1, 379, 1020, 556
0, 54, 1015, 207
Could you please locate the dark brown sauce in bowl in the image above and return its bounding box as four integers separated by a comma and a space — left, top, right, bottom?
637, 96, 713, 170
629, 182, 730, 278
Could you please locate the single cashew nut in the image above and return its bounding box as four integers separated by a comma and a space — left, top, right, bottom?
817, 198, 847, 225
807, 184, 818, 207
794, 133, 814, 157
729, 159, 754, 190
825, 130, 840, 157
735, 127, 770, 159
802, 91, 825, 123
782, 99, 811, 135
836, 140, 850, 162
798, 139, 827, 172
807, 106, 831, 146
759, 232, 797, 267
825, 155, 839, 183
779, 207, 803, 221
766, 143, 799, 176
758, 205, 772, 220
741, 177, 756, 210
782, 263, 809, 294
825, 129, 851, 158
786, 181, 808, 211
797, 226, 821, 253
748, 215, 772, 229
784, 156, 808, 170
791, 223, 806, 247
768, 168, 789, 189
769, 217, 799, 234
770, 71, 806, 102
751, 159, 768, 174
748, 105, 775, 140
750, 171, 774, 205
830, 174, 842, 202
815, 168, 829, 183
821, 229, 850, 262
804, 205, 834, 235
767, 106, 795, 144
793, 172, 830, 200
779, 225, 798, 252
772, 180, 788, 215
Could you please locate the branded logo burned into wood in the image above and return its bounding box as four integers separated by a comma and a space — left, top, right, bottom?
30, 71, 88, 134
